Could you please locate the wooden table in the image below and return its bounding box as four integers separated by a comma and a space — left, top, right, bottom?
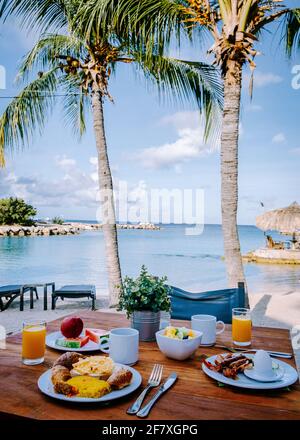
1, 311, 300, 420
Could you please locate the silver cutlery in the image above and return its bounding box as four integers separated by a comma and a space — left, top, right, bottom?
127, 364, 163, 415
215, 345, 293, 359
136, 372, 177, 418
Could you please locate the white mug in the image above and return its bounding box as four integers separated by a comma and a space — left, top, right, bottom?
191, 315, 225, 346
100, 327, 139, 365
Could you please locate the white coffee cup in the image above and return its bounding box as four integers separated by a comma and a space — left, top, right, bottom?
100, 328, 139, 365
191, 315, 225, 346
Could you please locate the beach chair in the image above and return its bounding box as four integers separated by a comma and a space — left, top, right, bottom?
51, 284, 96, 310
168, 282, 245, 324
0, 285, 38, 311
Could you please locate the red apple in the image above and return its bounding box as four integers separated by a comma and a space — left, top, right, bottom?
60, 316, 83, 338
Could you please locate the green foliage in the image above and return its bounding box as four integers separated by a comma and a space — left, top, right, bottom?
285, 8, 300, 57
118, 265, 171, 317
52, 216, 64, 225
0, 197, 37, 225
0, 0, 223, 166
0, 69, 58, 166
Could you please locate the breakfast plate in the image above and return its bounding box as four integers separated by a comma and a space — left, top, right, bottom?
38, 363, 142, 403
46, 331, 107, 352
202, 353, 299, 390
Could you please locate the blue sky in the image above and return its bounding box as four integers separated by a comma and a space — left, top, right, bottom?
0, 6, 299, 225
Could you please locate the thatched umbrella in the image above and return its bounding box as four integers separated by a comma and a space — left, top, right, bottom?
256, 202, 300, 234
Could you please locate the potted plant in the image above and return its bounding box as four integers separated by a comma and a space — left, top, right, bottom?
118, 265, 171, 341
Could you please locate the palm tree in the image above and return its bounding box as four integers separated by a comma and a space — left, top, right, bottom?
0, 0, 222, 306
86, 0, 294, 304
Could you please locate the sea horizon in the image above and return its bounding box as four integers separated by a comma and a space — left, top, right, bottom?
1, 224, 298, 299
65, 219, 257, 228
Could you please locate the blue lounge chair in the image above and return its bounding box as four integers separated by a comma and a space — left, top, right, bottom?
0, 285, 38, 311
52, 285, 96, 310
168, 282, 245, 324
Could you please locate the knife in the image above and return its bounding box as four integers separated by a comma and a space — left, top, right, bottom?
136, 373, 177, 418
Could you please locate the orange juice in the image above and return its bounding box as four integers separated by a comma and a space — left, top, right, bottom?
22, 323, 46, 364
232, 316, 252, 345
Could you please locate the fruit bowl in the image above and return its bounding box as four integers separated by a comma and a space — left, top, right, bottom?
155, 329, 203, 361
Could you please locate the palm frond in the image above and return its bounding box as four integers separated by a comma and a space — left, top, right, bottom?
0, 0, 70, 31
133, 52, 223, 141
0, 69, 59, 166
77, 0, 195, 52
284, 8, 300, 57
60, 75, 89, 137
17, 33, 87, 83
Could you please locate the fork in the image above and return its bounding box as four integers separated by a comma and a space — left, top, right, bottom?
127, 364, 163, 415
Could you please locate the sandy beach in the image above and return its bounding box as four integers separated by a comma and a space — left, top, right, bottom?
1, 288, 299, 372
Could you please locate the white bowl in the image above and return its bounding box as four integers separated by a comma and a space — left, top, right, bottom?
155, 329, 203, 361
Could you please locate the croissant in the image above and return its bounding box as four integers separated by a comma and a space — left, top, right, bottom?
51, 365, 76, 395
53, 352, 85, 370
107, 368, 133, 390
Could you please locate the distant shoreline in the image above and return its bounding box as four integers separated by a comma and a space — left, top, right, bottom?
0, 222, 160, 237
0, 222, 260, 237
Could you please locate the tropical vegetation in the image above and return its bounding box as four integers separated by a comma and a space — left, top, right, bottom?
0, 197, 36, 225
0, 0, 297, 308
52, 216, 64, 225
285, 8, 300, 56
118, 265, 171, 317
0, 0, 222, 306
79, 0, 296, 305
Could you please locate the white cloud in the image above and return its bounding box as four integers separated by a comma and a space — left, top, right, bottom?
272, 132, 286, 144
137, 111, 217, 169
55, 155, 77, 169
0, 156, 100, 209
245, 71, 283, 88
159, 111, 201, 130
89, 157, 98, 166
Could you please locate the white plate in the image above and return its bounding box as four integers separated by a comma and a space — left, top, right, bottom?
202, 353, 299, 390
46, 331, 106, 352
244, 365, 284, 382
38, 364, 142, 403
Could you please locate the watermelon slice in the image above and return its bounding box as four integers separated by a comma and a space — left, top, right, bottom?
85, 328, 109, 344
55, 335, 90, 349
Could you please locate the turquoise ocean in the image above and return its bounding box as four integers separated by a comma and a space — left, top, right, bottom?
1, 224, 299, 296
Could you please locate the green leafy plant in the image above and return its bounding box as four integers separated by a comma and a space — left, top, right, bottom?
52, 216, 64, 225
118, 265, 171, 318
0, 197, 36, 226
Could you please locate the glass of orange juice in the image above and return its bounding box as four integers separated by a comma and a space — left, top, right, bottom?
232, 308, 252, 346
22, 321, 46, 365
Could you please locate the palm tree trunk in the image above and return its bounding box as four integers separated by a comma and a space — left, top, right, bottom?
220, 62, 249, 307
91, 86, 122, 307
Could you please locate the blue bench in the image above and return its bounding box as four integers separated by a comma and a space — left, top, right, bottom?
169, 282, 246, 324
52, 285, 96, 310
0, 285, 38, 311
